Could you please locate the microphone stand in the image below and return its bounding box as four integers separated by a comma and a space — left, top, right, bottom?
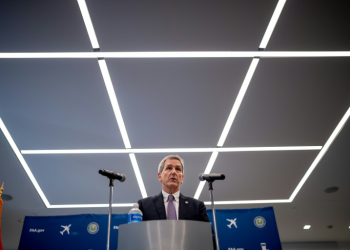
106, 178, 114, 250
207, 180, 220, 250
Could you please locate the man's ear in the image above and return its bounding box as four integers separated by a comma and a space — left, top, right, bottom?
158, 172, 162, 182
181, 173, 184, 184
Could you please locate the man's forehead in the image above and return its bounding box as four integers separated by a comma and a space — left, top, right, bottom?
165, 159, 182, 167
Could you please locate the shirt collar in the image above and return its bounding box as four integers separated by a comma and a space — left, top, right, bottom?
162, 190, 180, 202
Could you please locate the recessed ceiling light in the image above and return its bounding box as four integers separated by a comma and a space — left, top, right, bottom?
324, 187, 339, 193
304, 225, 311, 229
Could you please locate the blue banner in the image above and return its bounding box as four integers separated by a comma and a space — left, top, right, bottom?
19, 207, 281, 250
18, 214, 127, 250
207, 207, 282, 250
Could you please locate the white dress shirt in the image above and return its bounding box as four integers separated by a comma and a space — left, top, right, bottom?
162, 190, 180, 220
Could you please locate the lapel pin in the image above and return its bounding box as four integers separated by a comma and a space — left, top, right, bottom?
185, 201, 189, 204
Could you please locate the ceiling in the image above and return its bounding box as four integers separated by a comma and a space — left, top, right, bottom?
1, 0, 350, 249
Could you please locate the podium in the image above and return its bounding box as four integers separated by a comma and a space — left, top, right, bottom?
118, 220, 214, 250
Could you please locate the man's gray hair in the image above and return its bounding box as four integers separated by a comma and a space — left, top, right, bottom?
158, 155, 184, 173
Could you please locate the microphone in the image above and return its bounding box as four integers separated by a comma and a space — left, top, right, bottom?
99, 169, 126, 182
199, 173, 225, 182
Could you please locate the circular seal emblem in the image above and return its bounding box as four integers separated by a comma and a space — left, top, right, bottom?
87, 222, 99, 234
254, 216, 266, 228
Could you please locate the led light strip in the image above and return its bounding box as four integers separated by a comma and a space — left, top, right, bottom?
21, 146, 322, 154
1, 51, 350, 58
0, 118, 50, 207
217, 58, 259, 146
194, 0, 287, 200
98, 59, 131, 149
77, 0, 99, 49
289, 107, 350, 201
77, 0, 148, 200
129, 154, 148, 198
204, 199, 290, 205
259, 0, 287, 49
194, 152, 219, 199
201, 107, 350, 205
77, 0, 147, 199
48, 203, 134, 208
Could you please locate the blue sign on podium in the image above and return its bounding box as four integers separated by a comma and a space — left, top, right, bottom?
18, 214, 127, 250
207, 207, 282, 250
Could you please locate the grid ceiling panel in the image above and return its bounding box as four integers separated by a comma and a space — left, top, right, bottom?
0, 59, 125, 149
224, 58, 350, 147
199, 150, 319, 201
87, 0, 278, 51
106, 58, 251, 148
0, 0, 91, 52
25, 154, 142, 204
267, 0, 350, 51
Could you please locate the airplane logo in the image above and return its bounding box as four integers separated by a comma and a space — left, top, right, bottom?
227, 219, 238, 229
60, 224, 71, 235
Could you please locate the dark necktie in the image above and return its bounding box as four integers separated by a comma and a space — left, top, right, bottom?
167, 195, 177, 220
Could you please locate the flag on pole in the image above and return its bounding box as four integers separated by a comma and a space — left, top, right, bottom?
0, 182, 4, 250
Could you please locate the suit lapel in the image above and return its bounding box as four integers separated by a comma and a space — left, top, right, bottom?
178, 193, 189, 220
154, 192, 166, 219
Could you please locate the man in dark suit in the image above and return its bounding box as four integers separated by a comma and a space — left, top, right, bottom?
138, 155, 210, 222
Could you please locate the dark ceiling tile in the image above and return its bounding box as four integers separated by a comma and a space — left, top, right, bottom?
87, 0, 278, 51
224, 58, 350, 147
107, 58, 251, 148
25, 154, 142, 204
268, 0, 350, 51
0, 1, 91, 52
0, 59, 125, 149
199, 150, 319, 201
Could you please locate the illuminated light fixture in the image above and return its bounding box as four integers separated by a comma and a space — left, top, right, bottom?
204, 199, 290, 205
77, 0, 99, 49
194, 152, 219, 199
129, 154, 148, 198
259, 0, 287, 49
1, 51, 350, 58
289, 107, 350, 201
0, 118, 50, 208
21, 146, 322, 154
98, 59, 131, 149
217, 58, 259, 147
48, 203, 134, 208
304, 225, 311, 229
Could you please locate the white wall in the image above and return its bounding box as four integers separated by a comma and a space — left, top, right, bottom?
282, 242, 350, 250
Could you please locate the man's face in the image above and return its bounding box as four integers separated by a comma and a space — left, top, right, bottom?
158, 159, 184, 194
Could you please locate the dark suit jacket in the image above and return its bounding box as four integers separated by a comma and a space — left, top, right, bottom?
138, 192, 215, 249
138, 192, 209, 222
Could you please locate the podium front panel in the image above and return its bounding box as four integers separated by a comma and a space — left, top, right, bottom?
118, 220, 214, 250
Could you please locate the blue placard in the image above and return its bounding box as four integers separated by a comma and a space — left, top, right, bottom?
19, 207, 281, 250
207, 207, 282, 250
18, 214, 128, 250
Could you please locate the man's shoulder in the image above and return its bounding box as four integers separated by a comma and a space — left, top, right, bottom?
138, 192, 162, 203
180, 193, 204, 205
